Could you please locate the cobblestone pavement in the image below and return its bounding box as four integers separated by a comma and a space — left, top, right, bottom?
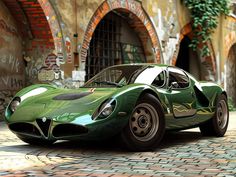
0, 113, 236, 177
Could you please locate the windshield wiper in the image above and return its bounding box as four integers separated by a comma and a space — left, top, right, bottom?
94, 81, 124, 87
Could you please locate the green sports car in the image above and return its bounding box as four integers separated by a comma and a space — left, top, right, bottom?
5, 64, 229, 151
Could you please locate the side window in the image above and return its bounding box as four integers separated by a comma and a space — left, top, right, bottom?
168, 67, 189, 89
152, 71, 165, 87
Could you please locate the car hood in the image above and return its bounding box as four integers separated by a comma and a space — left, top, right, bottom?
10, 87, 117, 123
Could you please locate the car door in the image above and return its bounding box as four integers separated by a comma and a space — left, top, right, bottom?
166, 67, 196, 118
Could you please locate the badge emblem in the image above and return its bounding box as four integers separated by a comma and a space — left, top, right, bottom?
42, 117, 47, 122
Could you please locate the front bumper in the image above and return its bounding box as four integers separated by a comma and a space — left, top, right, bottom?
7, 115, 128, 141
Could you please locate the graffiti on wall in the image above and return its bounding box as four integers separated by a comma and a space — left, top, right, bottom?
0, 54, 24, 91
25, 53, 63, 83
65, 37, 72, 63
35, 53, 63, 82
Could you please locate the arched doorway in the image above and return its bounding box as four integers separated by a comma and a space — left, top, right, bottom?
176, 36, 201, 80
85, 11, 147, 80
226, 44, 236, 106
81, 0, 162, 81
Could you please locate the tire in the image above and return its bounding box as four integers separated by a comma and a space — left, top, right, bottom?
199, 94, 229, 137
17, 135, 56, 146
120, 93, 165, 151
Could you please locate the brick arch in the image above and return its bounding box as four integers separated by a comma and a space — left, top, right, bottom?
172, 23, 217, 80
37, 0, 64, 55
81, 0, 162, 65
2, 0, 64, 58
171, 23, 192, 66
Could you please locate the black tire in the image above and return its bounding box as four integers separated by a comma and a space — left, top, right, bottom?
120, 93, 165, 151
17, 135, 56, 146
199, 94, 229, 137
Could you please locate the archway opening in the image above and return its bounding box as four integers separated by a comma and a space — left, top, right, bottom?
176, 36, 201, 80
85, 10, 154, 80
226, 44, 236, 106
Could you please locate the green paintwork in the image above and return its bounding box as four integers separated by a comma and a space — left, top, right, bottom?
4, 64, 226, 141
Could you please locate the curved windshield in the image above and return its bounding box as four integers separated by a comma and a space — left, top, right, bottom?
82, 65, 145, 88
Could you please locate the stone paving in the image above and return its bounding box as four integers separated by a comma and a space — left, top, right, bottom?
0, 113, 236, 177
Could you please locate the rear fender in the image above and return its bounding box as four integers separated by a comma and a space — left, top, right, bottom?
198, 82, 225, 107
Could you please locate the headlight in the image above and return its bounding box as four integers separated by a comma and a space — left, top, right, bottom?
93, 99, 116, 120
10, 97, 21, 113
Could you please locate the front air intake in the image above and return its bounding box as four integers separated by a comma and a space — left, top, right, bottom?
9, 123, 41, 136
36, 118, 51, 137
52, 124, 88, 137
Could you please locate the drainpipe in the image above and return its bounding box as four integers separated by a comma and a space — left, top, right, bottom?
73, 0, 79, 70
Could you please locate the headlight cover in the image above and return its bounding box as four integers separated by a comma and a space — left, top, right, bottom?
9, 97, 21, 113
92, 99, 116, 120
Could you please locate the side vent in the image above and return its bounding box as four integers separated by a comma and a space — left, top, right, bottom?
194, 86, 209, 107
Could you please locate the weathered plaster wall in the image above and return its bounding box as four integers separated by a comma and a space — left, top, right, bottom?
142, 0, 188, 65
0, 0, 24, 119
50, 0, 100, 79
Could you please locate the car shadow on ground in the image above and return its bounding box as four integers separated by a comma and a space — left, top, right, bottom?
0, 130, 215, 154
52, 130, 206, 151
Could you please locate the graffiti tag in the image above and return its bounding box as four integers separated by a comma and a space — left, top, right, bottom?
0, 76, 24, 91
0, 19, 18, 36
0, 55, 20, 72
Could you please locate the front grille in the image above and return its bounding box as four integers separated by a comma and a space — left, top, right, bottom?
52, 124, 88, 137
36, 118, 51, 137
9, 123, 41, 136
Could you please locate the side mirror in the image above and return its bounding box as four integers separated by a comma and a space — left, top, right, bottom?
168, 81, 179, 91
171, 82, 179, 88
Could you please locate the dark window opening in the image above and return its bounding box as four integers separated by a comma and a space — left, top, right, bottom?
176, 36, 201, 80
176, 36, 191, 72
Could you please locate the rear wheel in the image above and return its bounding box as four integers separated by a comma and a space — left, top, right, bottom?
199, 94, 229, 136
17, 135, 56, 146
120, 93, 165, 151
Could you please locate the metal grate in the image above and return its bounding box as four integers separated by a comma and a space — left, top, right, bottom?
85, 12, 121, 81
85, 12, 146, 81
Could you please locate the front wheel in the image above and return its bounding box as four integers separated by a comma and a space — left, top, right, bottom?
199, 94, 229, 137
120, 93, 165, 151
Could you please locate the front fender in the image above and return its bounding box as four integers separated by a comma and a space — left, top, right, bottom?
113, 84, 161, 117
5, 84, 57, 120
